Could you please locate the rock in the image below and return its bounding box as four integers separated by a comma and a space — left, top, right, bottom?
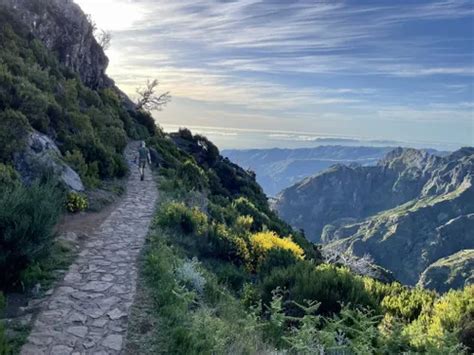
14, 131, 84, 191
81, 281, 113, 292
107, 308, 127, 320
102, 334, 123, 351
66, 326, 88, 338
0, 0, 109, 89
50, 345, 74, 355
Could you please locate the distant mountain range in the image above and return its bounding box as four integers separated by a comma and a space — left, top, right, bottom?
275, 147, 474, 291
223, 146, 398, 196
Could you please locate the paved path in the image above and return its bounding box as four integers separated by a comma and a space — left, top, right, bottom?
21, 142, 158, 355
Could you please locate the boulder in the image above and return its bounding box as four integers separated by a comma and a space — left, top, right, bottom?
14, 131, 84, 191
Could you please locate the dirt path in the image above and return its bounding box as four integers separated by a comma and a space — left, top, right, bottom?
21, 142, 158, 355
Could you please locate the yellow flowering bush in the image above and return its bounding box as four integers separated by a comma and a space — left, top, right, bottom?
66, 192, 88, 213
250, 231, 304, 267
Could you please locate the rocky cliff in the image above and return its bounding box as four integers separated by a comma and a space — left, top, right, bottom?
275, 147, 474, 290
0, 0, 110, 89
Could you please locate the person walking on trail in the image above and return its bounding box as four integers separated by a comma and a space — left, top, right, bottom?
136, 141, 151, 181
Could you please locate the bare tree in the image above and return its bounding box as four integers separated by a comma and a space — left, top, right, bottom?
96, 30, 112, 50
322, 244, 377, 278
136, 79, 171, 112
86, 14, 112, 50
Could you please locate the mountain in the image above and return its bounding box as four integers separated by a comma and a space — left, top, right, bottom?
0, 0, 153, 191
275, 147, 474, 290
223, 146, 396, 196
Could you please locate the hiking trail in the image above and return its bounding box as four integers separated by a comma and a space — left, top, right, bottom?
21, 142, 158, 355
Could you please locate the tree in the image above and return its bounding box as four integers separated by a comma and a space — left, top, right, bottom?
86, 14, 112, 50
96, 30, 112, 50
322, 244, 378, 278
136, 79, 171, 112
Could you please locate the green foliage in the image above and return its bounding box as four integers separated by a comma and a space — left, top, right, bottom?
404, 285, 473, 352
143, 231, 270, 354
0, 12, 151, 179
64, 150, 100, 188
177, 160, 209, 191
0, 163, 20, 190
0, 109, 29, 162
66, 192, 88, 213
0, 182, 63, 290
155, 202, 208, 235
0, 292, 8, 355
261, 262, 378, 316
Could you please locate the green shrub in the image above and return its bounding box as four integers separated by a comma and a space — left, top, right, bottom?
0, 109, 29, 162
0, 182, 63, 289
178, 127, 193, 140
232, 197, 269, 231
404, 285, 473, 351
66, 192, 88, 213
155, 202, 208, 235
177, 160, 209, 191
0, 292, 8, 355
0, 163, 20, 191
260, 262, 378, 316
64, 150, 100, 188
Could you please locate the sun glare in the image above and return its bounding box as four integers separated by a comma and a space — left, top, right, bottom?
73, 0, 144, 31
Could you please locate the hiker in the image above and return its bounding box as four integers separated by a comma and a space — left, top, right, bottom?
136, 141, 151, 181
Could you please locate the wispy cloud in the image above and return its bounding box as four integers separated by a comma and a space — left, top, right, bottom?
75, 0, 474, 147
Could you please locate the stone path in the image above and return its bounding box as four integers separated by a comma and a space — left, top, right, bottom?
21, 142, 158, 355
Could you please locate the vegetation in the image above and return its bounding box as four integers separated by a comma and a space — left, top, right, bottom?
0, 292, 8, 355
129, 128, 473, 353
66, 191, 89, 213
0, 5, 154, 292
0, 8, 152, 180
0, 181, 63, 290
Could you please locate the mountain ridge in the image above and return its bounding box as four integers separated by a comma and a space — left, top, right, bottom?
275, 147, 474, 290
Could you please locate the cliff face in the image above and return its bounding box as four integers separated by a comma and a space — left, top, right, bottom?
275, 148, 474, 290
0, 0, 111, 89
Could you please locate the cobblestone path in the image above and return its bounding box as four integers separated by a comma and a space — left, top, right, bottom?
21, 142, 158, 355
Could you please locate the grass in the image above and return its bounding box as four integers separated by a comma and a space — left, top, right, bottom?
126, 187, 272, 355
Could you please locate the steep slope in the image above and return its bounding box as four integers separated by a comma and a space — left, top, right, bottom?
275, 148, 474, 289
276, 148, 445, 242
418, 249, 474, 293
0, 1, 154, 189
1, 0, 110, 89
224, 146, 395, 196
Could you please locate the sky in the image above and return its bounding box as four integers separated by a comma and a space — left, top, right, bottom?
74, 0, 473, 150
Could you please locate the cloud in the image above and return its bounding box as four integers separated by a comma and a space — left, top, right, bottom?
75, 0, 474, 147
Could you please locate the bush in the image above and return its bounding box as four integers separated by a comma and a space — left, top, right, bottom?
178, 127, 193, 140
66, 192, 88, 213
260, 262, 378, 316
0, 182, 63, 289
404, 285, 473, 351
232, 197, 269, 231
64, 150, 100, 188
177, 160, 209, 191
155, 202, 208, 235
0, 292, 8, 354
250, 231, 304, 269
175, 258, 206, 295
0, 109, 29, 162
0, 164, 19, 191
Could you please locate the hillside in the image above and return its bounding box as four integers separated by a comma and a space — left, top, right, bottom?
418, 249, 474, 293
275, 147, 474, 289
224, 146, 395, 196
